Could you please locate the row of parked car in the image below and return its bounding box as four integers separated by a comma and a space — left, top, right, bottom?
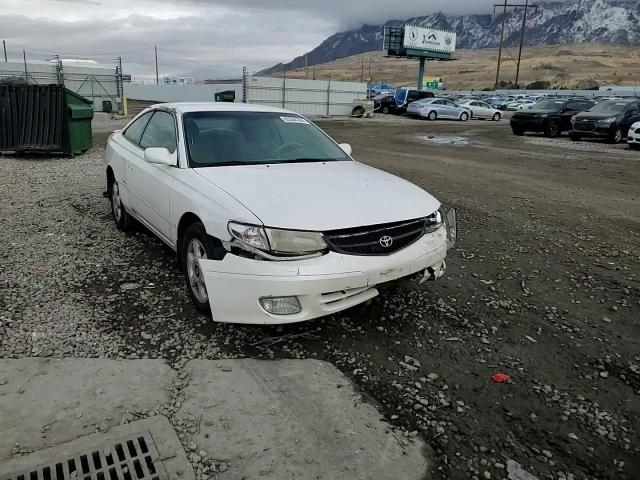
373, 88, 502, 122
509, 97, 640, 147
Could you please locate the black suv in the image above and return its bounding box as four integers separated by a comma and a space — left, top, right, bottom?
510, 98, 595, 137
375, 88, 434, 114
569, 99, 640, 143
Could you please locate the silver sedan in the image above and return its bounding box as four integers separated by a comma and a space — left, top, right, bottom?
407, 98, 471, 121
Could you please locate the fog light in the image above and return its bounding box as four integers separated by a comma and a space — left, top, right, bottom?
259, 296, 302, 315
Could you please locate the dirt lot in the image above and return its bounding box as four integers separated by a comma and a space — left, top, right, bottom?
1, 113, 639, 480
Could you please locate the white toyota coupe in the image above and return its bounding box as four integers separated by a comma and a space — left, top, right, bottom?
104, 102, 456, 324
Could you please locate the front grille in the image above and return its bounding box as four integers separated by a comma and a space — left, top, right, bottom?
574, 120, 597, 132
324, 217, 427, 256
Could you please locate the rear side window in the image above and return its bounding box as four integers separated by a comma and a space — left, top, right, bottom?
140, 111, 177, 153
123, 112, 153, 145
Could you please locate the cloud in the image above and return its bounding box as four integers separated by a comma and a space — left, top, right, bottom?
0, 0, 571, 79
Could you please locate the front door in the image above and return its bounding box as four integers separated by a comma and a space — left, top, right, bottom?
126, 110, 178, 241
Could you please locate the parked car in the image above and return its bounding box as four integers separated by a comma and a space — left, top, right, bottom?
517, 100, 537, 110
407, 98, 471, 121
510, 98, 595, 137
487, 97, 508, 110
627, 120, 640, 149
372, 93, 395, 113
104, 103, 456, 324
569, 99, 640, 143
457, 100, 501, 120
376, 88, 435, 114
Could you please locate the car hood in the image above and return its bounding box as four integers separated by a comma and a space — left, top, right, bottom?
573, 112, 621, 120
194, 161, 440, 231
513, 109, 554, 117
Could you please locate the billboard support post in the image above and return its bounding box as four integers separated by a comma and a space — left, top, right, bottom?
417, 58, 425, 91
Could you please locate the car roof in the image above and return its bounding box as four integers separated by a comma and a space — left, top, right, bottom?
147, 102, 296, 115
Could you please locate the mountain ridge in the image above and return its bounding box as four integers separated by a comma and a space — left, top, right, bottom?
258, 0, 640, 76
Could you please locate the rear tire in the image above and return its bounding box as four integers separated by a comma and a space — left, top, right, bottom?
381, 106, 390, 114
181, 223, 216, 315
492, 112, 501, 121
545, 121, 560, 138
108, 175, 133, 231
460, 112, 469, 122
427, 111, 437, 121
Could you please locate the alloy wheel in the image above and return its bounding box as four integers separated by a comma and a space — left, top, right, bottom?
186, 238, 209, 303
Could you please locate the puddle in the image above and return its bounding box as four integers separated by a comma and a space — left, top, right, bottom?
410, 134, 470, 145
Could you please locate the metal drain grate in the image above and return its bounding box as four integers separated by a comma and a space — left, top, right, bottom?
1, 433, 166, 480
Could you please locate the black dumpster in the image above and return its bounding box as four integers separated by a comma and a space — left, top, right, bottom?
0, 84, 65, 152
0, 83, 93, 155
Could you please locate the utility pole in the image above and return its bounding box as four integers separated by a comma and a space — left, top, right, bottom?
494, 1, 538, 89
360, 57, 364, 82
368, 56, 372, 83
23, 49, 27, 79
154, 45, 159, 85
494, 0, 508, 89
2, 40, 6, 62
305, 54, 308, 79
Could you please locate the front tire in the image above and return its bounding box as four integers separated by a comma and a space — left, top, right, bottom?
108, 175, 133, 231
512, 127, 524, 136
460, 112, 469, 122
545, 121, 560, 138
181, 223, 215, 315
629, 143, 640, 150
492, 112, 501, 121
381, 106, 390, 114
569, 134, 581, 142
427, 111, 437, 121
608, 128, 622, 144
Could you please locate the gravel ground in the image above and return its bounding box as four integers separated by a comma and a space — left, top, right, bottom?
1, 113, 639, 480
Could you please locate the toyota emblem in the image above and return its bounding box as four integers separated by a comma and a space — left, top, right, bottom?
379, 235, 393, 248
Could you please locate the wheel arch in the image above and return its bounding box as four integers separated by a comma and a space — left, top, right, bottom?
106, 165, 115, 193
176, 212, 226, 265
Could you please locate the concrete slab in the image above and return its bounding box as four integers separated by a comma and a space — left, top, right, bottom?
179, 359, 428, 480
0, 416, 194, 480
0, 359, 175, 461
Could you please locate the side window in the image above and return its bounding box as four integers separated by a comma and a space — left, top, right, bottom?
407, 91, 418, 101
564, 102, 579, 111
446, 100, 457, 107
123, 112, 153, 145
432, 100, 443, 105
140, 111, 177, 153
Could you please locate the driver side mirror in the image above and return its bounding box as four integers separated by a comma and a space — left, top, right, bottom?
144, 147, 174, 166
338, 143, 352, 156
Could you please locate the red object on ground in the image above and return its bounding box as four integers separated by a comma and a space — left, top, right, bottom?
491, 373, 511, 383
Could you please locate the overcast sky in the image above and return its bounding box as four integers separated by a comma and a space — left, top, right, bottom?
2, 0, 506, 80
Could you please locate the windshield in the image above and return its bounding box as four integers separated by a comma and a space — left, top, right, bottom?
182, 111, 350, 167
588, 100, 631, 113
532, 99, 566, 111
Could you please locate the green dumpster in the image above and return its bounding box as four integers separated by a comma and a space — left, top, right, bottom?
214, 90, 236, 102
62, 90, 94, 155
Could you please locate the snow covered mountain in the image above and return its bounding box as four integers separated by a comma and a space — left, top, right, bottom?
260, 0, 640, 75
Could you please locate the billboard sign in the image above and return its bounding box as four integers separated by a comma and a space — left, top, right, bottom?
403, 26, 456, 54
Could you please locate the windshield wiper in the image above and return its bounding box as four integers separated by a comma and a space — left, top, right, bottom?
277, 158, 341, 164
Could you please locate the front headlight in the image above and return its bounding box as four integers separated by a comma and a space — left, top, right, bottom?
424, 210, 443, 233
597, 116, 617, 126
265, 228, 327, 253
228, 222, 270, 250
228, 222, 327, 254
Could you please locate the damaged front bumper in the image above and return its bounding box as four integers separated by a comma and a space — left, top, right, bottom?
199, 224, 452, 325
